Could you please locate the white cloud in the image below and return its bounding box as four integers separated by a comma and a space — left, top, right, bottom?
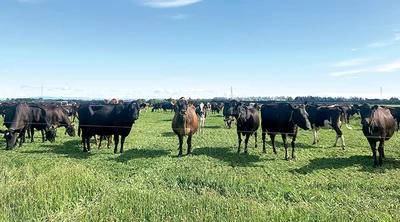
329, 69, 366, 76
141, 0, 201, 8
331, 58, 372, 67
375, 62, 400, 72
351, 48, 358, 52
367, 33, 400, 48
170, 14, 189, 20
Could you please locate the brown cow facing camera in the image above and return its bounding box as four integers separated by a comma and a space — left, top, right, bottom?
172, 97, 198, 156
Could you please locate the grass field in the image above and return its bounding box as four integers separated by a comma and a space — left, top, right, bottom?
0, 110, 399, 221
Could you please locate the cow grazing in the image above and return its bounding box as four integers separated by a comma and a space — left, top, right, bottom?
223, 102, 234, 128
306, 103, 350, 150
42, 105, 76, 137
28, 105, 56, 143
261, 103, 310, 160
359, 103, 396, 167
152, 103, 163, 112
162, 102, 174, 112
172, 97, 198, 156
2, 104, 31, 149
195, 102, 207, 133
140, 103, 150, 112
78, 102, 140, 153
227, 100, 259, 153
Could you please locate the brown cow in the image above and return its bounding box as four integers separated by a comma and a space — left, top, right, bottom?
172, 97, 198, 156
360, 103, 396, 167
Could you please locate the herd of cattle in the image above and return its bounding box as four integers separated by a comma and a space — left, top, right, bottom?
1, 98, 400, 167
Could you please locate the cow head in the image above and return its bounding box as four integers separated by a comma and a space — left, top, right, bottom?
227, 100, 241, 118
126, 102, 140, 124
290, 104, 310, 130
66, 124, 76, 137
359, 103, 374, 125
173, 97, 189, 118
45, 126, 57, 142
3, 129, 18, 150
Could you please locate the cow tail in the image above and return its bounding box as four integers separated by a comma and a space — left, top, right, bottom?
345, 123, 353, 130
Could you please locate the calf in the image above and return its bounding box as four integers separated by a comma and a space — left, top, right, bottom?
227, 100, 259, 153
359, 103, 396, 167
261, 103, 310, 160
172, 97, 198, 156
195, 102, 206, 133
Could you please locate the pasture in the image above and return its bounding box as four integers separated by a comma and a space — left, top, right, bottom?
0, 110, 399, 221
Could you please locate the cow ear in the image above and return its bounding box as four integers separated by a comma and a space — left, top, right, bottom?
188, 100, 195, 106
371, 105, 379, 110
170, 100, 177, 105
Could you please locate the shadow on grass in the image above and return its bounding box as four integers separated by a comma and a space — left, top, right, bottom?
293, 155, 400, 174
162, 132, 175, 137
193, 147, 263, 167
204, 125, 222, 129
160, 119, 173, 122
23, 140, 94, 159
270, 140, 313, 149
112, 148, 170, 163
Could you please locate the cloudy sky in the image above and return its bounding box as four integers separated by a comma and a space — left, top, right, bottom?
1, 0, 400, 99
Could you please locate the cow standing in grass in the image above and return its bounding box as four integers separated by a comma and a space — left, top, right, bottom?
261, 103, 310, 160
227, 100, 259, 154
2, 104, 31, 149
359, 103, 396, 167
172, 97, 198, 156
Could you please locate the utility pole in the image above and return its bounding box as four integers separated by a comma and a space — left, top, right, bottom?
230, 86, 233, 99
380, 86, 383, 100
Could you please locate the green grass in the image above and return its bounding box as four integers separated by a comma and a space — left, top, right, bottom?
0, 111, 399, 221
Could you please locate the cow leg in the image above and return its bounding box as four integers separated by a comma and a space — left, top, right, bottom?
244, 133, 250, 154
41, 129, 45, 142
82, 135, 88, 152
114, 135, 119, 154
107, 135, 111, 148
312, 125, 318, 144
291, 134, 297, 160
237, 132, 242, 153
87, 136, 91, 151
187, 135, 193, 155
262, 130, 267, 153
282, 134, 289, 160
98, 135, 103, 150
178, 134, 184, 156
254, 131, 257, 148
120, 136, 126, 153
30, 127, 35, 143
378, 140, 384, 166
94, 135, 98, 146
270, 134, 277, 155
369, 139, 378, 167
333, 134, 340, 147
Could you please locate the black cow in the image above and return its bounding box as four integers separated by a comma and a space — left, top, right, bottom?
78, 102, 140, 153
42, 105, 75, 137
261, 103, 310, 160
28, 105, 56, 143
211, 102, 221, 114
306, 104, 351, 150
359, 104, 396, 167
152, 103, 163, 112
2, 104, 31, 149
383, 106, 400, 131
223, 102, 234, 128
227, 100, 259, 153
336, 104, 359, 123
162, 102, 174, 112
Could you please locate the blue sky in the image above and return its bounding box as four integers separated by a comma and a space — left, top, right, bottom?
1, 0, 400, 99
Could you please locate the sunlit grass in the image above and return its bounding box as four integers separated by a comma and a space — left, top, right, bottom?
0, 111, 399, 221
